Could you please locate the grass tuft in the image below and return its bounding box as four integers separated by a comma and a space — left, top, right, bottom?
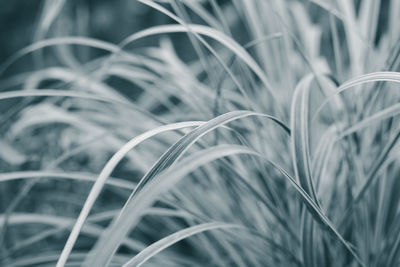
1, 0, 400, 266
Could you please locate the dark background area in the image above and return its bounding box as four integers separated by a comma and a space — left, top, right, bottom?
0, 1, 41, 63
0, 0, 168, 64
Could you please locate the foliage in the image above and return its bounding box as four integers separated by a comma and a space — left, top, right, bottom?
1, 0, 400, 266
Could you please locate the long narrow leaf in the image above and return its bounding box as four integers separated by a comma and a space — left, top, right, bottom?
122, 222, 240, 267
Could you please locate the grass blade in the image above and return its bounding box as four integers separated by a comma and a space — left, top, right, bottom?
83, 144, 259, 266
122, 222, 240, 267
55, 121, 202, 267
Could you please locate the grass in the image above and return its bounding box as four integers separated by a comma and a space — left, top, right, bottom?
0, 0, 400, 266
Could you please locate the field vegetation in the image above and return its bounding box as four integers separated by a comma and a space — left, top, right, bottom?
1, 0, 400, 266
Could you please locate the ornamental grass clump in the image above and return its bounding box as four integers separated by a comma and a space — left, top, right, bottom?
0, 0, 400, 266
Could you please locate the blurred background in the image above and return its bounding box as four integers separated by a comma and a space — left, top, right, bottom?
0, 0, 392, 69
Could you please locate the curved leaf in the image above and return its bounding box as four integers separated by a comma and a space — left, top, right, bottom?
122, 222, 240, 267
